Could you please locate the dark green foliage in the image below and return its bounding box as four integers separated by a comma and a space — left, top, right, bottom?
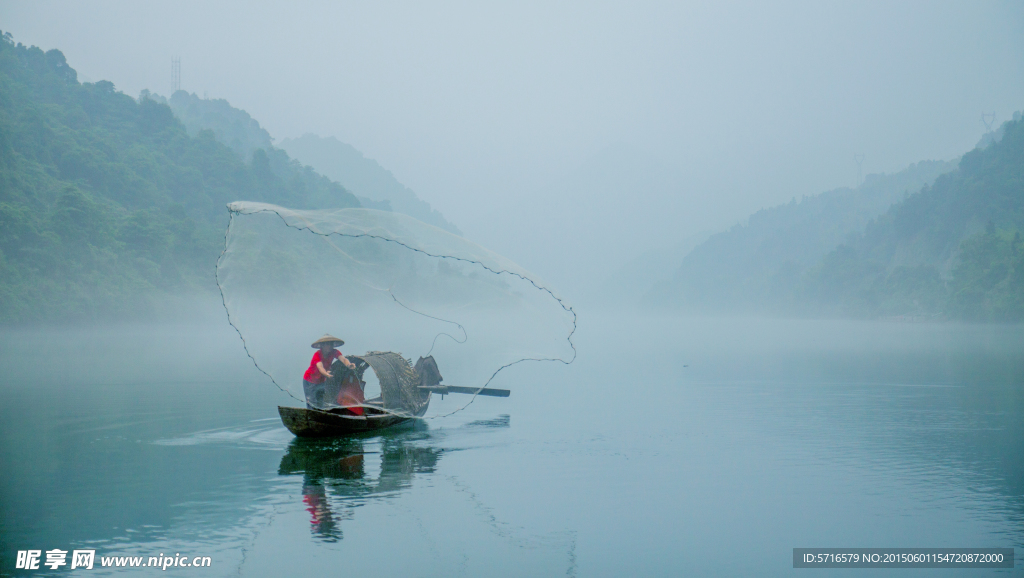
0, 33, 359, 323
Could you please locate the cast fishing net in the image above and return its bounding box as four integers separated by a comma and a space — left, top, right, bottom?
216, 202, 576, 418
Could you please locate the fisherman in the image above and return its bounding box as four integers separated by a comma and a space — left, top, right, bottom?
303, 334, 363, 413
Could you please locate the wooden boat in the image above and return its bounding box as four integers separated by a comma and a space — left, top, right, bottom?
278, 406, 419, 436
279, 352, 509, 438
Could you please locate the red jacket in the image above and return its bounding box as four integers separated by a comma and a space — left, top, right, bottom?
303, 349, 342, 383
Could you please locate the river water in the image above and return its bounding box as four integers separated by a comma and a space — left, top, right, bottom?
1, 315, 1021, 576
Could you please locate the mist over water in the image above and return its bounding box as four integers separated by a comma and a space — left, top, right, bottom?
2, 315, 1021, 576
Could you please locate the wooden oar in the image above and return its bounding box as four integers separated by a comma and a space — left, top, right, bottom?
418, 385, 510, 397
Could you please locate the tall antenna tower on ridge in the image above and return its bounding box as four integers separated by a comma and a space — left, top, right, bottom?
854, 154, 865, 187
981, 112, 996, 133
171, 57, 181, 93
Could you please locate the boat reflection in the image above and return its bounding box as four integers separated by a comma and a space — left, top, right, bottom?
278, 425, 443, 542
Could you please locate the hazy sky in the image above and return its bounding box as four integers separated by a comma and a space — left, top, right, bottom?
3, 0, 1022, 294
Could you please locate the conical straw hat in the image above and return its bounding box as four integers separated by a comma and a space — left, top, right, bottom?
311, 334, 345, 348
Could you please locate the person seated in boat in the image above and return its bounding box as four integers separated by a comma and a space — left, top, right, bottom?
303, 334, 364, 414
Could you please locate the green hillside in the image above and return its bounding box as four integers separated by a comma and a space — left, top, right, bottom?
653, 114, 1024, 321
803, 115, 1024, 320
648, 159, 957, 312
0, 33, 359, 323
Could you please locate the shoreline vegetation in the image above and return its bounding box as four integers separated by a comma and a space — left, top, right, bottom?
0, 31, 1020, 324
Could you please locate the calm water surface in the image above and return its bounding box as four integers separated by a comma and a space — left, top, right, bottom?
1, 315, 1022, 576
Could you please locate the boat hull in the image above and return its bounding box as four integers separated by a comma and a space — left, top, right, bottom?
278, 406, 421, 437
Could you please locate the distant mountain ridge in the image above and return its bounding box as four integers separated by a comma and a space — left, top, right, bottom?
279, 134, 461, 235
802, 113, 1024, 320
148, 93, 457, 231
650, 112, 1024, 321
649, 158, 958, 311
160, 90, 273, 160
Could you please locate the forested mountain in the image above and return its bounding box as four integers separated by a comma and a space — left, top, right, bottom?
648, 158, 957, 311
652, 114, 1024, 321
279, 134, 461, 234
0, 33, 359, 323
803, 114, 1024, 320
